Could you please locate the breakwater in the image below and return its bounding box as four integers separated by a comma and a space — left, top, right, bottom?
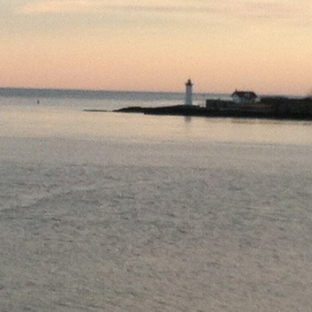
113, 96, 312, 120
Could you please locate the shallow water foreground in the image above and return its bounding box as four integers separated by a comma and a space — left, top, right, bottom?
1, 133, 312, 311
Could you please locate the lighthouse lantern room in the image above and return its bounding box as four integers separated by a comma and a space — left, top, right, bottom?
185, 79, 193, 106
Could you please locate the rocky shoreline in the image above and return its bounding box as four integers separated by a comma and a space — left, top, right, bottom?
111, 96, 312, 120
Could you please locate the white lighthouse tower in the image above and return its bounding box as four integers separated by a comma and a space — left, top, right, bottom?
185, 79, 193, 106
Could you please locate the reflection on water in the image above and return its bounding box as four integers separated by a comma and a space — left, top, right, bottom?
1, 98, 312, 145
184, 116, 192, 123
222, 117, 312, 145
2, 91, 312, 312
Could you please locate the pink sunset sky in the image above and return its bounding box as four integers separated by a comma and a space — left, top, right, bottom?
1, 0, 312, 95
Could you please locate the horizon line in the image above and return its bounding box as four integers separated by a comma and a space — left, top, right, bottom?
0, 86, 305, 98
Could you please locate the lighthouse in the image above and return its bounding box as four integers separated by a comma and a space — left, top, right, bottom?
185, 79, 193, 106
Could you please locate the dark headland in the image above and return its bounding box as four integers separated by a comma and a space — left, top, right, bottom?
85, 96, 312, 120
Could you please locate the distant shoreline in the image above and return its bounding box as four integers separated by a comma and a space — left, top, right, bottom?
85, 96, 312, 121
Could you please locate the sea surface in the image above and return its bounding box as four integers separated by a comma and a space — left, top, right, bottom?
1, 88, 312, 311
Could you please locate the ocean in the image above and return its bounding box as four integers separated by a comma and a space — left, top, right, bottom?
1, 88, 312, 311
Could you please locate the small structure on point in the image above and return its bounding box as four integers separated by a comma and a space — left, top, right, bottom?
185, 79, 193, 106
231, 90, 258, 104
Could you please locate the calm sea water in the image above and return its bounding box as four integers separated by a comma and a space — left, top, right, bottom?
1, 88, 312, 311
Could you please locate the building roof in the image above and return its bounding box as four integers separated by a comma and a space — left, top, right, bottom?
231, 91, 257, 98
185, 79, 193, 86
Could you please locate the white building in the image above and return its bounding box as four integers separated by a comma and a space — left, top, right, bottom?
231, 91, 258, 104
185, 79, 193, 106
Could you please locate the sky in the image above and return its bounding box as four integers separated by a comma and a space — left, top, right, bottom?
1, 0, 312, 95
